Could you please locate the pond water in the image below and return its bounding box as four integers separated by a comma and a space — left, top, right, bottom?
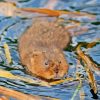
0, 0, 100, 100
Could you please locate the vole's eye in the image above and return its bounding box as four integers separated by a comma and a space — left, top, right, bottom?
44, 60, 49, 68
45, 62, 48, 65
59, 61, 61, 64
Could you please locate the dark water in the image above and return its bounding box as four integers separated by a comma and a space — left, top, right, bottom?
0, 0, 100, 100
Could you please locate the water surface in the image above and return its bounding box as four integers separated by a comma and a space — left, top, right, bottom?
0, 0, 100, 100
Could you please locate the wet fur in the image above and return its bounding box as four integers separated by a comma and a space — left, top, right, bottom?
18, 17, 70, 80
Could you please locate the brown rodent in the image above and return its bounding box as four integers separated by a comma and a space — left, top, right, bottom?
18, 17, 73, 80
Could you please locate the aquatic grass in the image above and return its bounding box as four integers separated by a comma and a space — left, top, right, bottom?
71, 80, 82, 100
4, 43, 12, 64
0, 69, 50, 87
49, 77, 78, 86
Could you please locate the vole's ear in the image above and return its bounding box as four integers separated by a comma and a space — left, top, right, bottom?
53, 47, 60, 53
30, 51, 42, 65
32, 51, 41, 56
32, 50, 46, 57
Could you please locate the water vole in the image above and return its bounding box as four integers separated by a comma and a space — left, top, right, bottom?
18, 17, 72, 80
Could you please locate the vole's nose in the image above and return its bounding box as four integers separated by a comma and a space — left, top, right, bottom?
54, 65, 61, 79
54, 65, 59, 74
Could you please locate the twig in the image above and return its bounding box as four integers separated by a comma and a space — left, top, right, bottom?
0, 86, 60, 100
76, 44, 98, 94
0, 86, 44, 100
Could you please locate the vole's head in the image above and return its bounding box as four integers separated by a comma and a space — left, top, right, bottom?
26, 48, 69, 80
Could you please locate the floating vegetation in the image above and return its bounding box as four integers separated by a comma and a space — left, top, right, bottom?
71, 80, 82, 100
0, 69, 50, 87
0, 86, 60, 100
76, 43, 99, 99
4, 43, 12, 64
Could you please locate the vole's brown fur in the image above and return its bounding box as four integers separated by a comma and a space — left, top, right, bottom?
18, 17, 71, 80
